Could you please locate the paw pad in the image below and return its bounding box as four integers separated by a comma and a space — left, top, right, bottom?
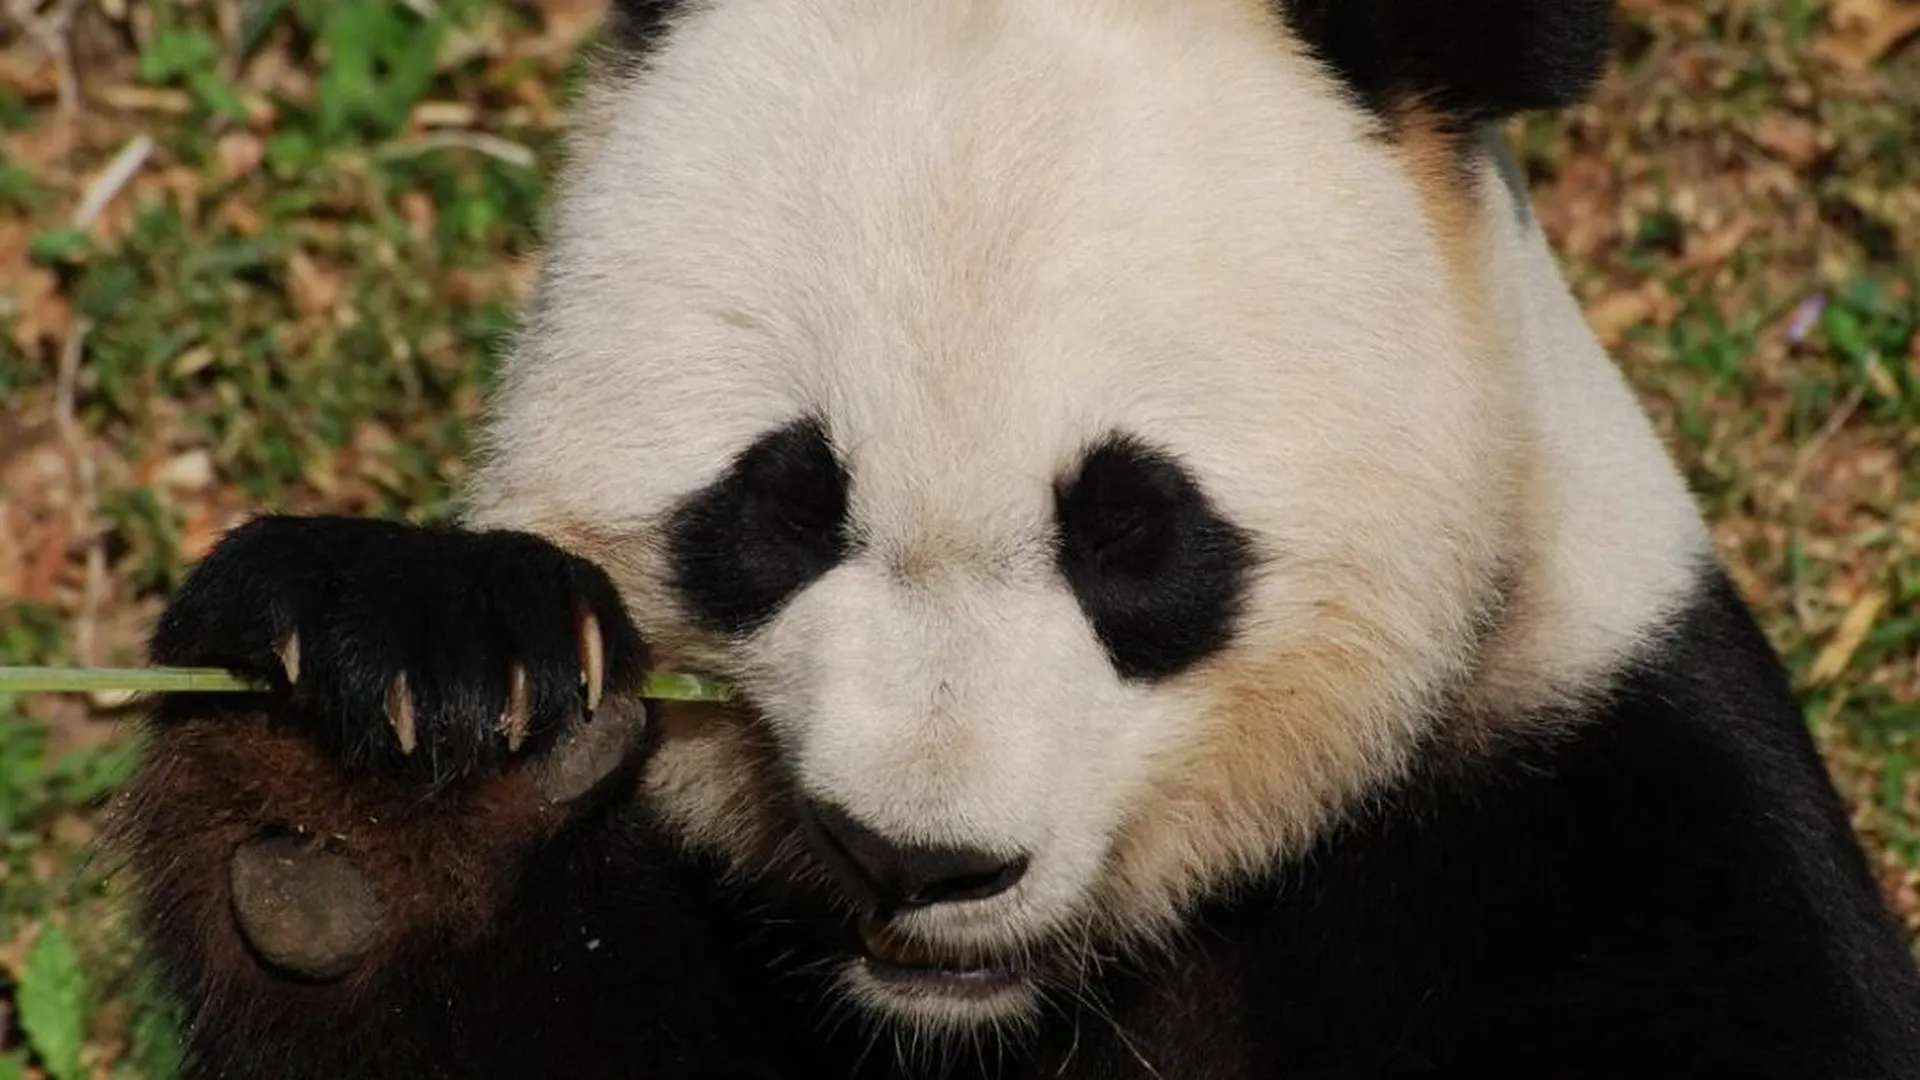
230, 835, 383, 982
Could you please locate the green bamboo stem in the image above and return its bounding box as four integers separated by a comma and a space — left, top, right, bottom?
0, 666, 733, 703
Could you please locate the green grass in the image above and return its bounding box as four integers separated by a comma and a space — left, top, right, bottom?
0, 0, 1915, 1074
1, 2, 571, 1071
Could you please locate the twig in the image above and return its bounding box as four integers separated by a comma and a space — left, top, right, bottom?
1786, 379, 1869, 491
52, 315, 102, 666
73, 134, 154, 228
7, 0, 83, 119
378, 130, 538, 171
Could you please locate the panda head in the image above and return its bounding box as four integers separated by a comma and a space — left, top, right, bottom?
470, 0, 1662, 1039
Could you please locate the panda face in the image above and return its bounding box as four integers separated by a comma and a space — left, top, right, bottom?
664, 415, 1261, 1025
468, 0, 1555, 1035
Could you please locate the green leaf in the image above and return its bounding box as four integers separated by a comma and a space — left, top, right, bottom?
0, 1050, 29, 1080
188, 69, 251, 122
0, 163, 44, 213
265, 130, 321, 175
1822, 305, 1873, 365
314, 0, 447, 140
138, 26, 221, 85
28, 227, 91, 264
0, 708, 47, 836
18, 925, 89, 1080
125, 992, 185, 1080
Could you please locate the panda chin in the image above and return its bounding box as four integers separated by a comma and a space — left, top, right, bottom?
840, 918, 1043, 1027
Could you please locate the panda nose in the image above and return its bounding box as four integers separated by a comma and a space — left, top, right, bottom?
800, 799, 1029, 913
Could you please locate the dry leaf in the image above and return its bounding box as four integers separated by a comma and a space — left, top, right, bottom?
1810, 591, 1889, 684
215, 132, 266, 182
152, 449, 215, 493
178, 505, 224, 562
22, 513, 73, 603
6, 266, 72, 354
1819, 0, 1920, 68
90, 83, 194, 114
1859, 4, 1920, 59
0, 510, 23, 600
1586, 282, 1677, 347
286, 250, 345, 317
1587, 289, 1657, 347
220, 196, 267, 236
412, 101, 479, 128
1681, 213, 1755, 271
400, 190, 437, 246
1754, 113, 1824, 170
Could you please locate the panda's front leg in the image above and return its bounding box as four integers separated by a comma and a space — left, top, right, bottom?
109, 514, 654, 1079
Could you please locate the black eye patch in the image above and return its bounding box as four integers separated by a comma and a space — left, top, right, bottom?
667, 418, 852, 636
1054, 434, 1254, 681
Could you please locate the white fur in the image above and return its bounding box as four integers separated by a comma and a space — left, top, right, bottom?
463, 0, 1711, 1035
1463, 131, 1712, 716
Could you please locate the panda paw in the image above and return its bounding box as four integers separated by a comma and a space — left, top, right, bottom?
149, 514, 647, 783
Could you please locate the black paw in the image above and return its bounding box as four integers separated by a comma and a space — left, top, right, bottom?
151, 515, 646, 780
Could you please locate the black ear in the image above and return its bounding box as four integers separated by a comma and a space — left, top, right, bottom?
1277, 0, 1617, 125
606, 0, 683, 55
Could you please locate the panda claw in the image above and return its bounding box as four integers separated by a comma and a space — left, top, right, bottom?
385, 672, 418, 756
278, 630, 301, 686
578, 606, 605, 717
501, 660, 532, 753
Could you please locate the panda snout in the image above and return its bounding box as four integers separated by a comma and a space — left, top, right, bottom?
797, 797, 1029, 914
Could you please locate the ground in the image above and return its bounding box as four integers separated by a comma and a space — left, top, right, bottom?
0, 0, 1915, 1076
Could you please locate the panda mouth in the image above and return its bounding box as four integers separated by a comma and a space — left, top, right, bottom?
854, 919, 1027, 997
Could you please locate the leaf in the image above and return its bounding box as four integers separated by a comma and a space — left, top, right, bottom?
315, 0, 449, 140
0, 163, 46, 213
1587, 289, 1657, 347
238, 0, 294, 63
138, 25, 221, 85
1819, 0, 1920, 68
1810, 591, 1889, 685
17, 925, 89, 1080
1824, 304, 1876, 365
1678, 213, 1754, 272
125, 993, 185, 1080
27, 227, 90, 264
187, 70, 251, 123
0, 1051, 27, 1080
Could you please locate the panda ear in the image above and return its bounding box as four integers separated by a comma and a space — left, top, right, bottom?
1277, 0, 1617, 125
606, 0, 683, 54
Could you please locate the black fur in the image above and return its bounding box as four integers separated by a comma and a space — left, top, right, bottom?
667, 418, 854, 637
605, 0, 683, 56
149, 514, 645, 781
600, 1, 1613, 131
799, 797, 1029, 912
1197, 564, 1920, 1076
131, 547, 1920, 1078
1278, 0, 1617, 124
1054, 433, 1255, 681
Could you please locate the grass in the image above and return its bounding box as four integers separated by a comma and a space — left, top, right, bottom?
0, 0, 1915, 1074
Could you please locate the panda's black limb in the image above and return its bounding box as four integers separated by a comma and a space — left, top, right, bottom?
114, 698, 817, 1080
145, 514, 647, 782
1194, 562, 1920, 1076
114, 518, 1920, 1078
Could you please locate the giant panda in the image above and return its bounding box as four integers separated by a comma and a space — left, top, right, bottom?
112, 0, 1920, 1077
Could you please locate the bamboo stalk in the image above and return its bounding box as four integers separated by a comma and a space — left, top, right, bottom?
0, 666, 733, 703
